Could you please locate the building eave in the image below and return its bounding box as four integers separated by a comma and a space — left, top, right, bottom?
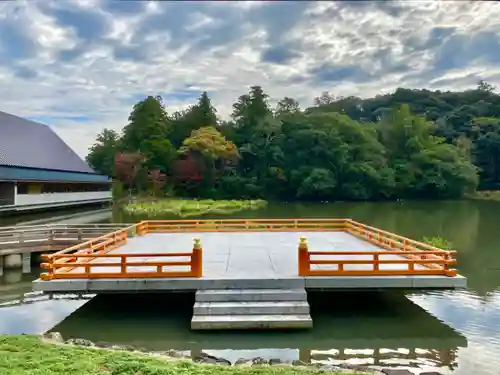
0, 165, 110, 183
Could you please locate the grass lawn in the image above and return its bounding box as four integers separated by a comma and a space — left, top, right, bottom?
0, 335, 367, 375
122, 199, 268, 218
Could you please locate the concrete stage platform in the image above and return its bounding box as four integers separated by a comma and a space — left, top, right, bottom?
33, 231, 466, 293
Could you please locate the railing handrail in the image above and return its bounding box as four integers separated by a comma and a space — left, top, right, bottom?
308, 250, 456, 256
145, 218, 349, 223
348, 219, 452, 253
38, 218, 458, 280
0, 223, 133, 233
43, 224, 138, 259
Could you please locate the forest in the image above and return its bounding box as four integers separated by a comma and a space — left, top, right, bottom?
86, 81, 500, 201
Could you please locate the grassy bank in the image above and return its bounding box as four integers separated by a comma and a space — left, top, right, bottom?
466, 190, 500, 202
122, 199, 268, 218
0, 335, 365, 375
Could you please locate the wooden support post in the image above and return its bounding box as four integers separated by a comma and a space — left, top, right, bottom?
0, 256, 3, 277
48, 229, 55, 251
22, 253, 31, 274
298, 236, 309, 276
192, 238, 203, 277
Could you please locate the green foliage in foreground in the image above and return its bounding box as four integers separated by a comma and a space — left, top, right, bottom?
422, 236, 453, 250
123, 199, 268, 218
0, 335, 364, 375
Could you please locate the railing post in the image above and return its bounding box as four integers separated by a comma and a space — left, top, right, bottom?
444, 252, 457, 277
298, 236, 309, 276
121, 255, 127, 275
40, 255, 54, 280
192, 238, 203, 277
373, 254, 379, 272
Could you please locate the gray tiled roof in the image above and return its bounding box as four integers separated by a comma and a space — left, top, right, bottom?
0, 110, 96, 173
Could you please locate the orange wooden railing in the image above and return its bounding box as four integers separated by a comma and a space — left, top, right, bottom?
140, 218, 348, 233
346, 220, 454, 270
297, 236, 457, 277
39, 218, 458, 280
41, 249, 202, 279
40, 224, 202, 280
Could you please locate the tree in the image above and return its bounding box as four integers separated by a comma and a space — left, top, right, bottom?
169, 92, 218, 147
179, 126, 239, 193
314, 91, 336, 106
379, 105, 478, 197
140, 139, 176, 172
86, 129, 121, 176
179, 126, 239, 163
192, 91, 218, 126
275, 97, 301, 116
121, 95, 170, 151
86, 85, 495, 201
478, 80, 495, 93
231, 86, 272, 146
148, 168, 167, 197
114, 152, 145, 196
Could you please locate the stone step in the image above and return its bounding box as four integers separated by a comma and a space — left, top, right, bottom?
191, 314, 313, 330
197, 278, 304, 290
193, 301, 310, 315
195, 288, 307, 302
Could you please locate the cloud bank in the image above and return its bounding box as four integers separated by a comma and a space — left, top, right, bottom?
1, 0, 500, 158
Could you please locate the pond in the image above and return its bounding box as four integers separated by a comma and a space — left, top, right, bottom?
1, 200, 499, 374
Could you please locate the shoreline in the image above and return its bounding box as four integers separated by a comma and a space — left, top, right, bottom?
14, 332, 446, 375
466, 190, 500, 202
0, 334, 373, 375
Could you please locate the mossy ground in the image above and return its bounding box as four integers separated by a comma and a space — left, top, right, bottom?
466, 190, 500, 202
122, 199, 268, 218
0, 335, 366, 375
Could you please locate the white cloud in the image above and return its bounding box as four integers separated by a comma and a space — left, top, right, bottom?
1, 0, 500, 159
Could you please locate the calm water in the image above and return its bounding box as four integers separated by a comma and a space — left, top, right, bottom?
1, 200, 500, 374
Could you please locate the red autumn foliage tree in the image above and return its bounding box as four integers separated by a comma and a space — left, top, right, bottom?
115, 152, 145, 194
171, 154, 205, 182
148, 168, 167, 197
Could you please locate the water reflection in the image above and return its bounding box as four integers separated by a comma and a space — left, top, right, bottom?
2, 200, 500, 374
48, 292, 466, 373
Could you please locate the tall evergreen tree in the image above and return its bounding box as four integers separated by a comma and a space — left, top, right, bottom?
121, 95, 171, 151
86, 128, 121, 176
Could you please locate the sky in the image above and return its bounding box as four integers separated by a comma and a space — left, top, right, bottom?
1, 0, 500, 159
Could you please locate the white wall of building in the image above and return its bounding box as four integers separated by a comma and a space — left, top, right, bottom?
15, 191, 111, 207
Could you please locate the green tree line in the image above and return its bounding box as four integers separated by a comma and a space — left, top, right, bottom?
86, 82, 500, 201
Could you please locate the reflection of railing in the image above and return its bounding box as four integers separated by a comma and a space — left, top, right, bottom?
306, 347, 458, 370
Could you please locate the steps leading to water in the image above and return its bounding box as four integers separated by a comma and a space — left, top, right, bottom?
191, 288, 313, 330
